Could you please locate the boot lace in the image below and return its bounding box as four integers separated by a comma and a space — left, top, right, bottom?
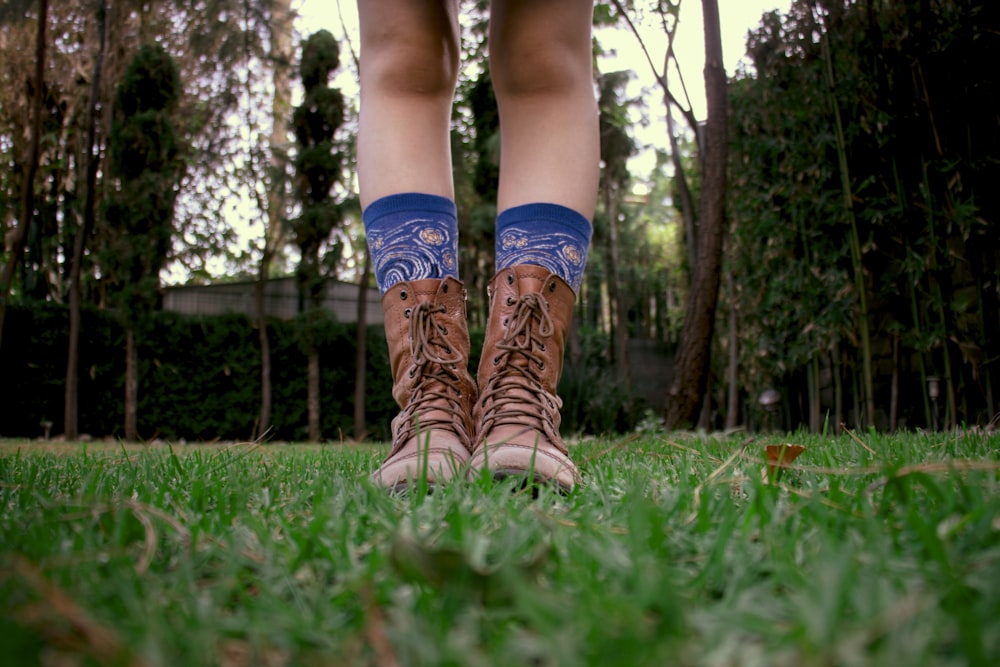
392, 301, 472, 454
479, 293, 563, 446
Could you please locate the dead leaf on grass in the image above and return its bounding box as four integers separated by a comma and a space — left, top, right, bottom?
762, 443, 806, 483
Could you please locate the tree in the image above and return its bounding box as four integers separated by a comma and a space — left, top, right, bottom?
727, 0, 999, 431
291, 29, 345, 442
597, 70, 637, 384
814, 2, 874, 428
611, 0, 701, 273
253, 0, 295, 439
664, 0, 728, 429
0, 1, 290, 439
64, 0, 107, 440
0, 0, 47, 354
101, 43, 183, 441
608, 0, 731, 428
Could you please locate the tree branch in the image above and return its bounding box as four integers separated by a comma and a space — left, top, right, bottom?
608, 0, 700, 135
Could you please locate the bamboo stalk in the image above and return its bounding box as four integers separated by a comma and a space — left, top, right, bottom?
818, 11, 875, 428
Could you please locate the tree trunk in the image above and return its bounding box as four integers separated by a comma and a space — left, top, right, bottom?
125, 326, 138, 441
664, 0, 728, 429
832, 343, 843, 435
308, 349, 320, 442
889, 333, 899, 431
255, 268, 272, 439
0, 0, 48, 354
65, 0, 106, 440
667, 97, 698, 276
603, 183, 630, 385
808, 355, 821, 433
354, 247, 371, 441
256, 0, 294, 440
725, 271, 739, 430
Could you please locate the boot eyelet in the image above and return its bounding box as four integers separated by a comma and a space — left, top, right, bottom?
404, 308, 412, 318
502, 318, 508, 327
400, 289, 408, 301
506, 296, 515, 306
549, 282, 557, 292
539, 343, 546, 351
493, 356, 500, 366
538, 362, 545, 370
442, 283, 449, 293
408, 368, 416, 378
441, 327, 449, 335
506, 273, 514, 285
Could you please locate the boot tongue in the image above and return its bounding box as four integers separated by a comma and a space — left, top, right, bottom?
408, 278, 448, 303
511, 265, 548, 295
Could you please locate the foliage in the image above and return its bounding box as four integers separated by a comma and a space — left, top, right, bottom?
100, 43, 183, 326
291, 29, 345, 304
1, 432, 998, 665
726, 0, 1000, 430
0, 304, 637, 442
558, 327, 642, 434
0, 303, 396, 442
289, 29, 348, 441
451, 9, 499, 326
0, 1, 297, 298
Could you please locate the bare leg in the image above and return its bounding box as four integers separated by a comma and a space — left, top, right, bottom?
360, 2, 476, 492
489, 0, 600, 219
470, 1, 598, 492
357, 0, 460, 208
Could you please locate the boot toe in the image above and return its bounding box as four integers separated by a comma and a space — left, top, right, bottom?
469, 438, 581, 493
373, 441, 471, 492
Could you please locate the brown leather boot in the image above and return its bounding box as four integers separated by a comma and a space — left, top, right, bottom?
372, 277, 476, 492
469, 265, 582, 492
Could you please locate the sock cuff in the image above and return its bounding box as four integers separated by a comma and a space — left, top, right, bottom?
363, 192, 457, 229
495, 203, 592, 292
362, 192, 460, 294
496, 203, 592, 242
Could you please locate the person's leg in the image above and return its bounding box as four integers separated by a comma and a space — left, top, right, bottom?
359, 1, 475, 492
489, 0, 599, 218
471, 0, 599, 492
358, 0, 460, 207
358, 0, 462, 294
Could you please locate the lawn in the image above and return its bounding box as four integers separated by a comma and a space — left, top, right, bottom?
1, 429, 998, 666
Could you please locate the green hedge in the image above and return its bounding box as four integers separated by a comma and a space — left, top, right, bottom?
0, 304, 396, 442
0, 304, 636, 441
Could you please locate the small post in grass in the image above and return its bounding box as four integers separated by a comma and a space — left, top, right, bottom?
927, 375, 940, 431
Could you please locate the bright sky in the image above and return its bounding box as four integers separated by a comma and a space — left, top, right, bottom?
294, 0, 791, 116
293, 0, 791, 179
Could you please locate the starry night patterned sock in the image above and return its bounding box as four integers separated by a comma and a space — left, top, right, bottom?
495, 203, 592, 292
363, 193, 460, 295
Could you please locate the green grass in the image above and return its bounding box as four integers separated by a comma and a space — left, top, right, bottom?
1, 430, 998, 666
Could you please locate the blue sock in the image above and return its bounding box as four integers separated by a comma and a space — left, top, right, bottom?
495, 203, 592, 292
363, 193, 460, 294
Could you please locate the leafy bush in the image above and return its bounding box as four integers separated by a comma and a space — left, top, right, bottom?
558, 327, 640, 435
1, 306, 632, 441
0, 304, 395, 442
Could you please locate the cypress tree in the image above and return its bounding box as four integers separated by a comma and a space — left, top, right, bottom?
102, 43, 184, 441
291, 30, 345, 441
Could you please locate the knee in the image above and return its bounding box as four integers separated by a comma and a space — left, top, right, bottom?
361, 25, 460, 98
490, 30, 591, 99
